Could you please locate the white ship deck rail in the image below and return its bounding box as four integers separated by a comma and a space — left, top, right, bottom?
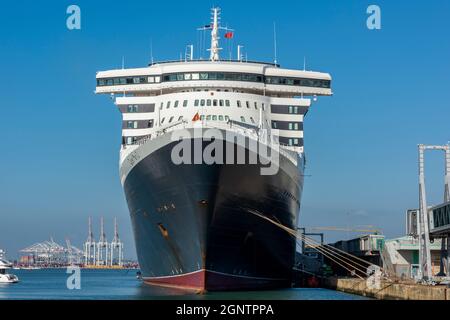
124, 119, 300, 166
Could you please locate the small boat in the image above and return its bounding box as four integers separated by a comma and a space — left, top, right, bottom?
0, 258, 19, 283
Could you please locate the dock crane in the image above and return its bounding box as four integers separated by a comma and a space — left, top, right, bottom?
65, 238, 73, 266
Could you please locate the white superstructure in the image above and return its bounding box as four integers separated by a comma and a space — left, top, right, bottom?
95, 8, 332, 178
0, 250, 19, 283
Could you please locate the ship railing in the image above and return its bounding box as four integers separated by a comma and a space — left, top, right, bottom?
125, 118, 299, 165
214, 120, 300, 165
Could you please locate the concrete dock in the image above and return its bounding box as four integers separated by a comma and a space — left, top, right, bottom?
324, 277, 450, 300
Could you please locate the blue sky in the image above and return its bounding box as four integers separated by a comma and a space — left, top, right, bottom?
0, 0, 449, 259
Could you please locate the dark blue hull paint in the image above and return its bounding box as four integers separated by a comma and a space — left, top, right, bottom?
123, 138, 303, 290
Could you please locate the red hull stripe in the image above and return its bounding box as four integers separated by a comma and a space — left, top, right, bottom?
143, 269, 288, 291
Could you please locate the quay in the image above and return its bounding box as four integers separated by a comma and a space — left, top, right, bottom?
323, 277, 450, 300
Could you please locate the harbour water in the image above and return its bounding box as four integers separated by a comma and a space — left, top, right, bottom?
0, 269, 368, 300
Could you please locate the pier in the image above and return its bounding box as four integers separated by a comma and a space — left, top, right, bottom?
324, 277, 450, 300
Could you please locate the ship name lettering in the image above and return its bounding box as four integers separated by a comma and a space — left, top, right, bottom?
128, 152, 141, 166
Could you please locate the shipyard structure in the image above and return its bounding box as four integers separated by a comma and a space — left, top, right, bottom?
18, 217, 126, 268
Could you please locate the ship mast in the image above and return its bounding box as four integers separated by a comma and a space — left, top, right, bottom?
209, 7, 221, 61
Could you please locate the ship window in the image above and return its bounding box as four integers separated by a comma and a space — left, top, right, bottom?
246, 101, 250, 108
272, 121, 278, 129
154, 76, 161, 83
174, 100, 179, 108
207, 99, 211, 106
176, 74, 184, 81
200, 115, 205, 120
250, 117, 255, 124
206, 115, 212, 120
225, 100, 230, 107
294, 138, 299, 145
160, 102, 163, 110
178, 116, 183, 121
126, 137, 133, 145
219, 115, 224, 121
212, 115, 217, 121
184, 73, 192, 80
289, 106, 293, 114
126, 121, 134, 129
213, 99, 218, 106
192, 73, 199, 80
288, 123, 293, 130
219, 100, 224, 107
169, 116, 174, 123
161, 117, 165, 124
240, 116, 246, 122
237, 101, 242, 108
289, 139, 293, 146
148, 120, 154, 128
194, 99, 199, 107
294, 123, 299, 130
254, 102, 258, 110
225, 115, 230, 121
166, 101, 171, 109
127, 105, 138, 113
98, 79, 105, 86
200, 73, 208, 80
200, 99, 205, 107
183, 100, 188, 107
262, 103, 265, 111
148, 76, 155, 83
133, 77, 140, 84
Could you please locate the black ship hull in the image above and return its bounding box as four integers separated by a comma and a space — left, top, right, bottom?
123, 136, 303, 291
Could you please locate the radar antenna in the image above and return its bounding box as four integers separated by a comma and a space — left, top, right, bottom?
197, 7, 233, 62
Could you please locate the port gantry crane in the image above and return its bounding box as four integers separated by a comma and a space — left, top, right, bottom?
84, 217, 96, 266
96, 217, 109, 266
110, 218, 124, 267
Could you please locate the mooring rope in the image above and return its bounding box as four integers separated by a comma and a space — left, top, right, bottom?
298, 236, 368, 276
300, 233, 379, 272
244, 208, 383, 279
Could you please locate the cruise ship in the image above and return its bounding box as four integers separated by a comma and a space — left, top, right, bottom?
95, 8, 332, 291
